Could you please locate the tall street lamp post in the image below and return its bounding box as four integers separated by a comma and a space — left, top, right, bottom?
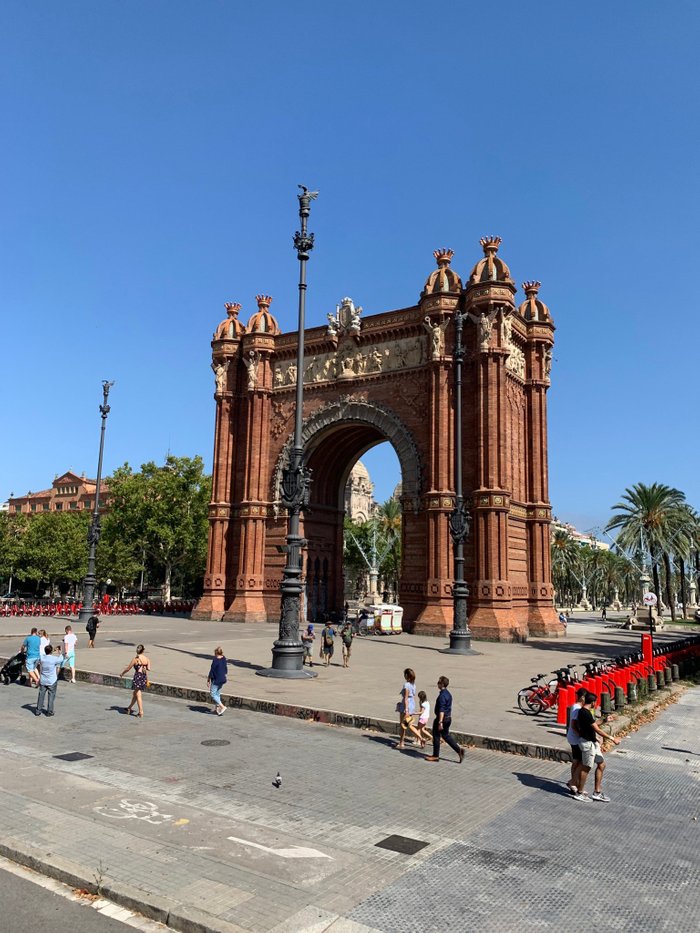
78, 381, 114, 633
258, 187, 318, 679
443, 308, 476, 654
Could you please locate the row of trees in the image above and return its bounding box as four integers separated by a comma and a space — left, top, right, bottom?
553, 482, 700, 620
0, 456, 210, 600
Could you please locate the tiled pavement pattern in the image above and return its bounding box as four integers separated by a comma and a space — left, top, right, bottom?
0, 680, 697, 931
349, 689, 700, 932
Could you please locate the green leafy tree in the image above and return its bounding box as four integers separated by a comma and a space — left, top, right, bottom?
20, 512, 89, 596
96, 515, 143, 595
606, 482, 687, 620
107, 455, 211, 600
0, 512, 28, 591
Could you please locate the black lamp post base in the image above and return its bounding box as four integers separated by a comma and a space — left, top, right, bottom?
256, 645, 318, 679
256, 667, 318, 679
440, 631, 480, 655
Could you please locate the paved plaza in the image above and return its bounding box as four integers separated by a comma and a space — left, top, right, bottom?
0, 673, 698, 932
1, 613, 693, 755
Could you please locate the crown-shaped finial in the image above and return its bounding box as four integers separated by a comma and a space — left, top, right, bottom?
255, 295, 273, 310
433, 248, 454, 267
479, 235, 502, 254
224, 301, 242, 317
522, 281, 541, 297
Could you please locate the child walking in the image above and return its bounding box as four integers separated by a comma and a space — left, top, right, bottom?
417, 690, 432, 747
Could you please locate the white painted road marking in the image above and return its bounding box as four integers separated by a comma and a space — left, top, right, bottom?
227, 835, 333, 859
95, 799, 174, 824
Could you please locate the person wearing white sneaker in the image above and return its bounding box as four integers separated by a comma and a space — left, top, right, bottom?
573, 692, 620, 802
566, 687, 588, 794
207, 646, 228, 715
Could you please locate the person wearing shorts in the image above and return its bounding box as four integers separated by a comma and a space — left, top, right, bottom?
320, 621, 335, 667
301, 624, 315, 667
566, 687, 587, 793
22, 628, 42, 686
341, 623, 354, 668
62, 625, 78, 683
572, 692, 620, 802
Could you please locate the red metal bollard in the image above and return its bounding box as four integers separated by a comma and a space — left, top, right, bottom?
557, 688, 568, 724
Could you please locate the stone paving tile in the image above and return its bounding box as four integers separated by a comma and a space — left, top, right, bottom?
348, 689, 700, 933
1, 678, 697, 932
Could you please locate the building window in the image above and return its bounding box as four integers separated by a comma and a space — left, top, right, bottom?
31, 504, 37, 512
70, 501, 77, 509
55, 503, 62, 511
43, 503, 49, 511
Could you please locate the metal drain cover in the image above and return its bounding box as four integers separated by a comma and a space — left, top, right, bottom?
375, 835, 429, 855
54, 752, 94, 762
201, 739, 231, 747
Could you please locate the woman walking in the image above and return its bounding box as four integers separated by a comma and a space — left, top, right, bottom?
396, 668, 422, 749
119, 644, 151, 717
207, 646, 228, 715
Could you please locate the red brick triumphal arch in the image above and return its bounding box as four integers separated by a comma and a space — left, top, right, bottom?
193, 237, 564, 642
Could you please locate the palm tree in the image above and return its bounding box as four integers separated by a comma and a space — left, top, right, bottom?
671, 505, 699, 619
376, 497, 402, 599
606, 483, 687, 620
551, 529, 581, 608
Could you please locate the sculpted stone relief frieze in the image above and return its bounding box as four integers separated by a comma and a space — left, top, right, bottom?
272, 334, 428, 389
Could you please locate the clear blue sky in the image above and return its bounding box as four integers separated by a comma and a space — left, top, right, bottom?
2, 1, 699, 533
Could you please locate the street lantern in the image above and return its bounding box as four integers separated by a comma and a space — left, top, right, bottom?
258, 187, 318, 679
78, 381, 114, 633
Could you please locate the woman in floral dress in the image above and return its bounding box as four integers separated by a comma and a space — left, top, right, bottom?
119, 644, 151, 718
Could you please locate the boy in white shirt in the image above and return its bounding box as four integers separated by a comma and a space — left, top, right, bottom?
62, 625, 78, 684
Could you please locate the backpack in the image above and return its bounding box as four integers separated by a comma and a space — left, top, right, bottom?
324, 629, 334, 647
342, 628, 353, 646
85, 623, 91, 633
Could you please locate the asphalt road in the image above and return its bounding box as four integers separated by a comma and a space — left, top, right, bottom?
0, 864, 137, 932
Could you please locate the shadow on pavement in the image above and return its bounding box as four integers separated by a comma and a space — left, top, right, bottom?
513, 772, 570, 796
188, 705, 215, 715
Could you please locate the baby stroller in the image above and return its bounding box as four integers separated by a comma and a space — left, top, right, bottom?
1, 650, 26, 686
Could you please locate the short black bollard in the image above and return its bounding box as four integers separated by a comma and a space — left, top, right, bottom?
638, 676, 647, 699
648, 673, 657, 692
614, 686, 626, 709
664, 666, 672, 686
656, 670, 665, 689
600, 691, 612, 715
627, 680, 638, 704
671, 663, 679, 681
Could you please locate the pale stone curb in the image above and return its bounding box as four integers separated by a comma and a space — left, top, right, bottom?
0, 836, 247, 933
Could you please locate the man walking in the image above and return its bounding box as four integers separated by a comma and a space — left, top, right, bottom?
22, 627, 42, 687
572, 691, 620, 802
36, 645, 63, 716
566, 687, 587, 793
425, 676, 464, 763
340, 621, 354, 668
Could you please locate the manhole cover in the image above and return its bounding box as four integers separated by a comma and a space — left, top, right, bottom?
201, 739, 231, 747
54, 752, 94, 762
375, 835, 429, 855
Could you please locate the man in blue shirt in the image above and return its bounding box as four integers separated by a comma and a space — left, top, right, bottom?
22, 627, 42, 687
36, 645, 63, 716
425, 675, 464, 763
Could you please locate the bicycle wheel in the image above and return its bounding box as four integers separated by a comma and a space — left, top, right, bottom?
517, 688, 545, 715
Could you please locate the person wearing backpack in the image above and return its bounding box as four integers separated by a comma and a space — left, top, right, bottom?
86, 615, 100, 648
320, 619, 336, 667
340, 622, 354, 668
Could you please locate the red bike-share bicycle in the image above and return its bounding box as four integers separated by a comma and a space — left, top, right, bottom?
517, 665, 579, 716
